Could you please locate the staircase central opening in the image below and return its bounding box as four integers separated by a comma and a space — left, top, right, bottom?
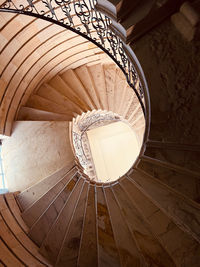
72, 109, 144, 183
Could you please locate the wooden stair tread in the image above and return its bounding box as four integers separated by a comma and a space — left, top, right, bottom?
137, 159, 200, 203
128, 169, 200, 244
26, 95, 73, 117
77, 184, 98, 267
0, 195, 50, 266
112, 183, 175, 266
96, 186, 120, 266
120, 177, 200, 266
29, 172, 80, 247
0, 214, 44, 266
104, 186, 143, 266
61, 69, 94, 110
75, 65, 101, 110
103, 63, 116, 112
16, 164, 75, 211
56, 181, 89, 266
40, 177, 84, 264
22, 167, 78, 228
5, 193, 29, 233
17, 106, 72, 121
37, 83, 77, 116
0, 238, 23, 267
87, 63, 108, 110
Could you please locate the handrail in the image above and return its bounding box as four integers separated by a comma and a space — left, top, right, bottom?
0, 0, 146, 115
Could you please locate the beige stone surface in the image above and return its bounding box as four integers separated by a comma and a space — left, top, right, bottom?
171, 12, 196, 41
2, 121, 74, 192
180, 1, 199, 27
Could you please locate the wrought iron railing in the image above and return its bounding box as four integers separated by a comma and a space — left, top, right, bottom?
0, 0, 145, 114
72, 112, 120, 164
72, 110, 122, 181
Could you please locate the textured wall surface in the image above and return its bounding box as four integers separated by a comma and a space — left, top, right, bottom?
2, 121, 74, 192
132, 19, 200, 145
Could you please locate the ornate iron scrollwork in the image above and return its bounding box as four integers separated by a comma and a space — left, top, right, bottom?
72, 110, 122, 181
0, 0, 145, 114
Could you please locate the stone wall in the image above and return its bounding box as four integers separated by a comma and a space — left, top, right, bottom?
132, 18, 200, 145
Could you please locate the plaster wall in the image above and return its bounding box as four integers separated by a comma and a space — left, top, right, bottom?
87, 121, 139, 182
1, 121, 74, 192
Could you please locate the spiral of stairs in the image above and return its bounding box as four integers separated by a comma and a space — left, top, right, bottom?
1, 0, 200, 266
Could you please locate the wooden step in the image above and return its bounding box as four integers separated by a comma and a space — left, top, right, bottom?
0, 213, 44, 266
140, 155, 200, 178
0, 24, 80, 136
120, 177, 200, 266
5, 193, 29, 234
103, 63, 116, 112
146, 140, 200, 152
40, 177, 85, 264
104, 186, 143, 266
55, 181, 89, 266
16, 164, 75, 211
137, 158, 200, 203
144, 145, 200, 174
75, 65, 101, 109
128, 103, 143, 125
0, 238, 22, 267
123, 86, 140, 120
96, 186, 120, 266
49, 75, 87, 113
122, 93, 135, 119
128, 169, 200, 244
113, 69, 127, 115
77, 184, 98, 267
37, 84, 78, 116
0, 12, 16, 32
0, 14, 36, 55
28, 171, 80, 246
0, 195, 50, 266
87, 63, 108, 110
112, 182, 175, 266
61, 69, 94, 110
26, 95, 73, 117
120, 87, 136, 119
17, 106, 72, 121
22, 168, 78, 228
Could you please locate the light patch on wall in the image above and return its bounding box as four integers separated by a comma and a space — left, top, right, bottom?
0, 145, 8, 193
87, 121, 139, 182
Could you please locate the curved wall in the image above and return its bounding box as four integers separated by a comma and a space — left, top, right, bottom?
2, 121, 74, 191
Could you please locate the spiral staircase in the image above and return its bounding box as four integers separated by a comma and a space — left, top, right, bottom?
0, 0, 200, 266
